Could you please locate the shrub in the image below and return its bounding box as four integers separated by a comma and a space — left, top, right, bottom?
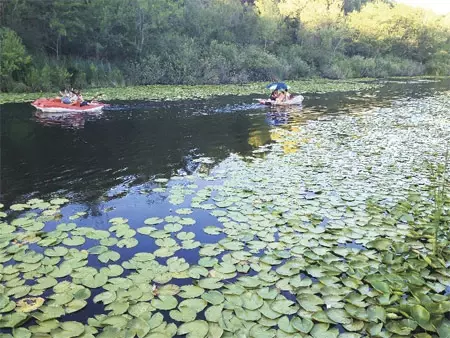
376, 56, 425, 77
320, 57, 355, 79
0, 27, 31, 91
239, 45, 286, 81
124, 55, 164, 85
425, 51, 450, 76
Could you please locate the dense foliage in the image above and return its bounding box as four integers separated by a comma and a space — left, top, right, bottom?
1, 0, 450, 92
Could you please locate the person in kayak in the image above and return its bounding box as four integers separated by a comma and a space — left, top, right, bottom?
275, 89, 293, 103
72, 90, 89, 106
60, 90, 72, 104
269, 90, 279, 101
284, 89, 292, 100
276, 91, 286, 103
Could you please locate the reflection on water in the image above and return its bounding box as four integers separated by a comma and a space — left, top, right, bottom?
1, 78, 450, 206
265, 105, 304, 126
34, 111, 104, 129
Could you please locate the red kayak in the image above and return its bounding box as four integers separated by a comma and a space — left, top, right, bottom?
31, 98, 107, 113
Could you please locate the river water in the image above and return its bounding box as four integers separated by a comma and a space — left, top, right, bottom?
2, 79, 448, 208
0, 78, 449, 332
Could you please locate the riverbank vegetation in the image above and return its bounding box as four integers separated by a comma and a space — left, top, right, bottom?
1, 0, 450, 92
0, 78, 380, 104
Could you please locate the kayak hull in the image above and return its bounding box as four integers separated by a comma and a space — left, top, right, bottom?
31, 98, 106, 113
258, 95, 304, 106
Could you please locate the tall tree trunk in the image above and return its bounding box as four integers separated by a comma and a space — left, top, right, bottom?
56, 34, 61, 61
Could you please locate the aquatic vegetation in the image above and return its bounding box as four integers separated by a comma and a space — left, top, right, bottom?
0, 79, 380, 104
0, 94, 449, 337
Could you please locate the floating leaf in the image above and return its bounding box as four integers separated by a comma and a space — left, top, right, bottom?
98, 250, 120, 263
177, 320, 209, 338
292, 317, 314, 333
179, 285, 205, 299
59, 321, 85, 337
411, 305, 433, 331
201, 291, 224, 305
16, 297, 44, 312
151, 295, 178, 310
81, 273, 108, 288
125, 317, 150, 338
198, 278, 223, 290
65, 299, 87, 314
144, 217, 164, 225
62, 236, 85, 246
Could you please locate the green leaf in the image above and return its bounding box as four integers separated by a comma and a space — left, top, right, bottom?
326, 308, 352, 325
366, 238, 392, 251
0, 312, 28, 328
158, 284, 180, 296
65, 299, 87, 314
411, 305, 433, 331
93, 291, 116, 305
179, 299, 207, 313
298, 294, 324, 312
117, 237, 138, 248
235, 307, 261, 321
44, 247, 68, 257
144, 217, 164, 225
368, 305, 386, 323
177, 320, 209, 338
60, 321, 85, 337
205, 304, 223, 322
49, 293, 73, 305
148, 313, 164, 330
271, 299, 298, 315
369, 280, 390, 294
292, 317, 314, 333
12, 327, 31, 338
179, 285, 205, 299
98, 250, 120, 263
278, 316, 296, 333
73, 288, 91, 300
7, 285, 31, 298
151, 295, 178, 310
81, 273, 108, 288
170, 308, 197, 322
201, 291, 224, 305
198, 278, 223, 290
310, 323, 338, 338
125, 317, 150, 338
128, 302, 153, 317
106, 301, 129, 315
437, 319, 450, 338
33, 277, 58, 290
62, 236, 85, 246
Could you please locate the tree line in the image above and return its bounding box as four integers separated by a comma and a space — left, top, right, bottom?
1, 0, 450, 92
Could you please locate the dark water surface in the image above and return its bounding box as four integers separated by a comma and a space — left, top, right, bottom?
1, 79, 449, 207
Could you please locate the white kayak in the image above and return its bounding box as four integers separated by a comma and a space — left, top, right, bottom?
257, 95, 304, 106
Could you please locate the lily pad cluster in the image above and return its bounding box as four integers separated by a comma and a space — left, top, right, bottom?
0, 79, 380, 104
0, 94, 449, 337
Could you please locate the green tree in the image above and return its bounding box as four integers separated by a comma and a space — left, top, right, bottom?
254, 0, 284, 50
0, 27, 31, 91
